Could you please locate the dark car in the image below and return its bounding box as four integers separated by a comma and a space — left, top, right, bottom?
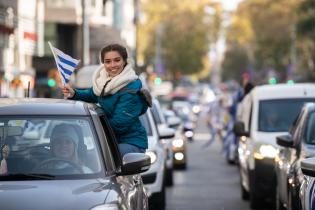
275, 103, 315, 210
0, 98, 150, 210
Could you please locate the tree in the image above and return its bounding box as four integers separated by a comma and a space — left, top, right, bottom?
138, 0, 219, 79
222, 0, 298, 82
296, 0, 315, 77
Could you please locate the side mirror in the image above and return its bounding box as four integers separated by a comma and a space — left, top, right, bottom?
301, 158, 315, 177
233, 121, 249, 137
158, 126, 175, 139
167, 116, 181, 128
119, 153, 151, 175
276, 134, 294, 148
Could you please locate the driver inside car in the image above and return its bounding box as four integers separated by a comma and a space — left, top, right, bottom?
51, 124, 81, 163
34, 123, 91, 174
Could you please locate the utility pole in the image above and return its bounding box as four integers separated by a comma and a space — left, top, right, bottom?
81, 0, 90, 66
134, 0, 139, 70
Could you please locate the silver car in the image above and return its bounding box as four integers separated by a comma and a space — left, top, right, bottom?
0, 98, 150, 210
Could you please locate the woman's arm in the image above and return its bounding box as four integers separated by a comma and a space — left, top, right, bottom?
71, 88, 98, 103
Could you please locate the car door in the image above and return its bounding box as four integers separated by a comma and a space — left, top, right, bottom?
277, 111, 304, 204
286, 109, 307, 208
95, 110, 147, 210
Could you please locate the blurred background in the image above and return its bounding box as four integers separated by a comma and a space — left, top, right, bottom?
0, 0, 313, 98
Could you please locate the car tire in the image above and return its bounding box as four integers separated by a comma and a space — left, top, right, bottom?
178, 162, 187, 170
165, 168, 173, 186
149, 183, 166, 210
249, 170, 262, 209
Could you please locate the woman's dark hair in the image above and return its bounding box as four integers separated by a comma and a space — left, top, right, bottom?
100, 44, 128, 65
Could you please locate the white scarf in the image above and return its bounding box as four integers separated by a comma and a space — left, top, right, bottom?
92, 64, 138, 96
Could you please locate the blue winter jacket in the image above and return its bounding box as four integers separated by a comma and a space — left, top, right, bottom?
72, 79, 148, 149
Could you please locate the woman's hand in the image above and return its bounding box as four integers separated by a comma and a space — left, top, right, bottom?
61, 85, 75, 98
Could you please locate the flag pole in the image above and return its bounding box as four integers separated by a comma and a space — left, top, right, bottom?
48, 41, 68, 99
48, 41, 65, 86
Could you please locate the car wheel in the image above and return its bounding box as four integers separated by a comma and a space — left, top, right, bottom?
149, 184, 166, 210
165, 168, 173, 186
249, 171, 262, 209
178, 162, 187, 170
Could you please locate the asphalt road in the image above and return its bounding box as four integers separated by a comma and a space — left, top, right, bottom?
165, 114, 254, 210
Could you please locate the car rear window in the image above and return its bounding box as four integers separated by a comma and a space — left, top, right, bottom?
258, 98, 315, 132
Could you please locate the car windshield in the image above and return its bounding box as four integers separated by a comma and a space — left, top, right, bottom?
258, 99, 315, 132
305, 112, 315, 145
0, 117, 103, 180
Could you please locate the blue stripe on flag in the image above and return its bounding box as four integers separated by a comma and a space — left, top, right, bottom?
57, 55, 78, 67
57, 63, 73, 75
59, 70, 69, 83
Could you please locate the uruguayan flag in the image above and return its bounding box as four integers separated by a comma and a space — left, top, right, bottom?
48, 42, 80, 85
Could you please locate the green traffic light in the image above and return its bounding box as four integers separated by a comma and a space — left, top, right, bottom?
154, 77, 162, 85
268, 77, 277, 85
48, 79, 56, 87
287, 79, 294, 84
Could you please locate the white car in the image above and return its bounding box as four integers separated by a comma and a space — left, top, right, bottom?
140, 109, 174, 210
234, 83, 315, 209
151, 98, 176, 186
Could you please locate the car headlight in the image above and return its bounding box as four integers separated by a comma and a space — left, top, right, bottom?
90, 204, 119, 210
192, 105, 201, 113
146, 151, 157, 164
185, 131, 194, 138
172, 139, 184, 148
254, 144, 277, 159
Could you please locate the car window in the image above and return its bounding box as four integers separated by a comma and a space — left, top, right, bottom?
305, 112, 315, 144
258, 99, 315, 132
140, 114, 152, 136
0, 117, 104, 179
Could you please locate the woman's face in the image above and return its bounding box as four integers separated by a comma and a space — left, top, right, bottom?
103, 51, 126, 77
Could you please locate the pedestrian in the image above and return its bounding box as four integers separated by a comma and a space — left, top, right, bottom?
61, 43, 149, 156
204, 96, 227, 147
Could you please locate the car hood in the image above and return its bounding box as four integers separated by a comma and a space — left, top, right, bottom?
0, 178, 111, 210
253, 131, 288, 147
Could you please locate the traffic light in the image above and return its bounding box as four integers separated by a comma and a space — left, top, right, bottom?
154, 77, 162, 85
287, 79, 294, 85
47, 78, 56, 87
47, 69, 60, 88
268, 77, 277, 85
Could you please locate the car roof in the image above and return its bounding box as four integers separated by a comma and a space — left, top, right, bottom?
0, 98, 95, 116
250, 83, 315, 100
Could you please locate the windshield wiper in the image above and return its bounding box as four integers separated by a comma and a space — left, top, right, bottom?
0, 173, 55, 180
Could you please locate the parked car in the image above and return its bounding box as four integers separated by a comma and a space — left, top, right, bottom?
163, 109, 188, 169
151, 98, 176, 186
275, 103, 315, 210
300, 157, 315, 210
234, 83, 315, 209
140, 109, 174, 210
0, 98, 150, 210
